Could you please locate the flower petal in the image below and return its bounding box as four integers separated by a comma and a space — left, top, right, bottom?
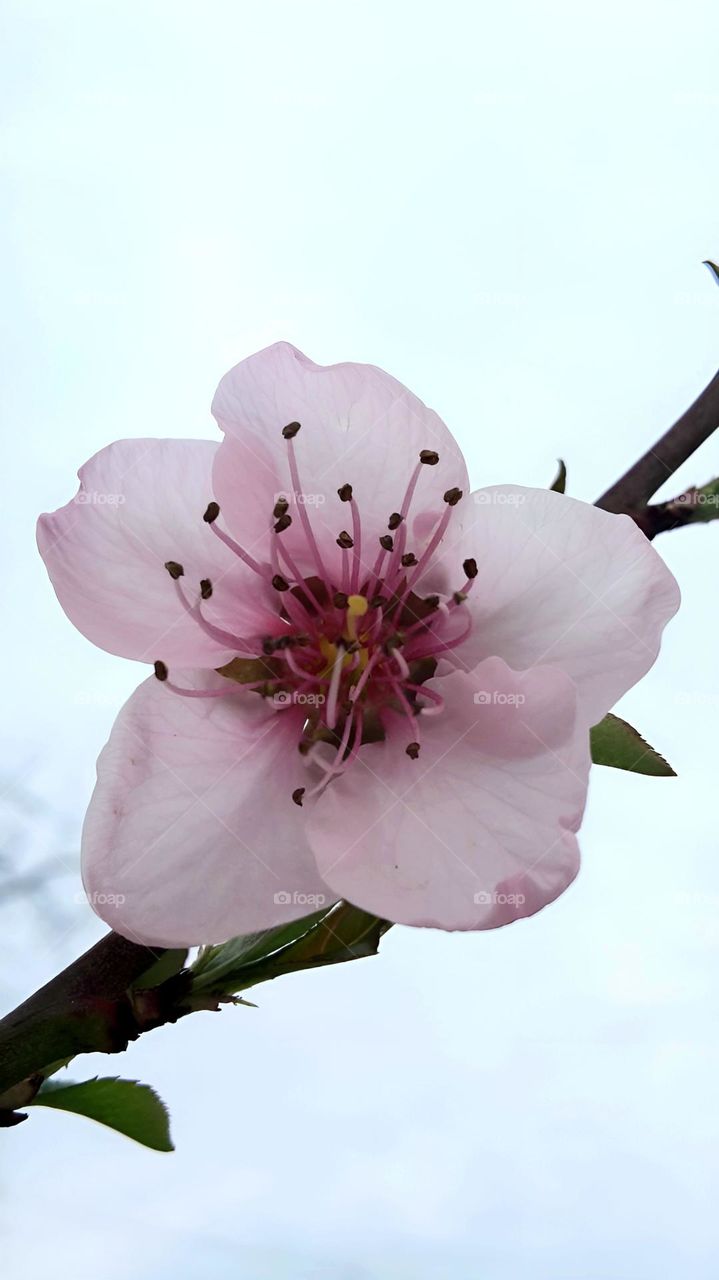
37, 439, 276, 666
307, 657, 589, 930
211, 342, 469, 579
82, 672, 333, 945
436, 486, 680, 726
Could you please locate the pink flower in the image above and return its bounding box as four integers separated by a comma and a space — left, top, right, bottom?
38, 343, 680, 946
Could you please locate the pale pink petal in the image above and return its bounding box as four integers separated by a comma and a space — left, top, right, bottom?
211, 342, 469, 580
38, 439, 277, 666
307, 657, 589, 929
435, 486, 680, 727
82, 671, 334, 946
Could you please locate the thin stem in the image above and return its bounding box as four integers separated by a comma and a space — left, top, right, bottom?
596, 367, 719, 513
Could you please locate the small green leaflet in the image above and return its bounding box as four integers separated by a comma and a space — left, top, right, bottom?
590, 713, 675, 777
30, 1077, 174, 1152
703, 259, 719, 286
550, 459, 567, 493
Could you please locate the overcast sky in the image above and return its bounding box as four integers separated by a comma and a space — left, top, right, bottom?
2, 2, 719, 1277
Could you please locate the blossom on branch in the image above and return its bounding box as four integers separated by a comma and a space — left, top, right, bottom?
37, 343, 679, 945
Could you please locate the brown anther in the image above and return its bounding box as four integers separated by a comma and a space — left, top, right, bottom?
282, 421, 301, 439
370, 594, 387, 609
272, 574, 290, 592
338, 483, 353, 502
153, 660, 168, 682
203, 501, 220, 524
443, 487, 463, 506
298, 741, 311, 756
388, 512, 403, 530
453, 590, 467, 605
274, 513, 292, 534
423, 594, 440, 610
292, 787, 306, 806
164, 560, 184, 579
406, 741, 421, 759
337, 531, 354, 549
262, 637, 276, 655
401, 552, 418, 567
333, 591, 349, 608
463, 557, 478, 579
379, 534, 394, 552
420, 449, 439, 465
273, 497, 289, 519
200, 578, 213, 600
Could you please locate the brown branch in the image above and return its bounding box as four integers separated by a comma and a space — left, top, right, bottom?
0, 934, 170, 1096
596, 368, 719, 514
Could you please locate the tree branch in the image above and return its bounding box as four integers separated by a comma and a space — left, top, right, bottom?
0, 934, 169, 1095
596, 367, 719, 514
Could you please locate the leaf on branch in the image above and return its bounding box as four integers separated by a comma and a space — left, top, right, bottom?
590, 713, 675, 777
130, 948, 188, 990
550, 459, 567, 493
29, 1076, 174, 1152
703, 260, 719, 286
190, 902, 391, 998
191, 908, 331, 994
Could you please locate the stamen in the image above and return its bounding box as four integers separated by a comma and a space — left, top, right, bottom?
155, 660, 259, 699
348, 497, 362, 593
283, 425, 329, 581
170, 575, 255, 650
325, 643, 346, 730
392, 647, 410, 680
206, 516, 266, 577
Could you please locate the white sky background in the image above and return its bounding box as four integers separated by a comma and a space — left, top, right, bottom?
1, 1, 719, 1276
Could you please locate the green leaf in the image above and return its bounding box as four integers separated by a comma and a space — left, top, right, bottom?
703, 259, 719, 286
590, 713, 675, 777
191, 902, 390, 997
550, 459, 567, 493
191, 908, 331, 993
30, 1077, 174, 1151
130, 948, 188, 990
